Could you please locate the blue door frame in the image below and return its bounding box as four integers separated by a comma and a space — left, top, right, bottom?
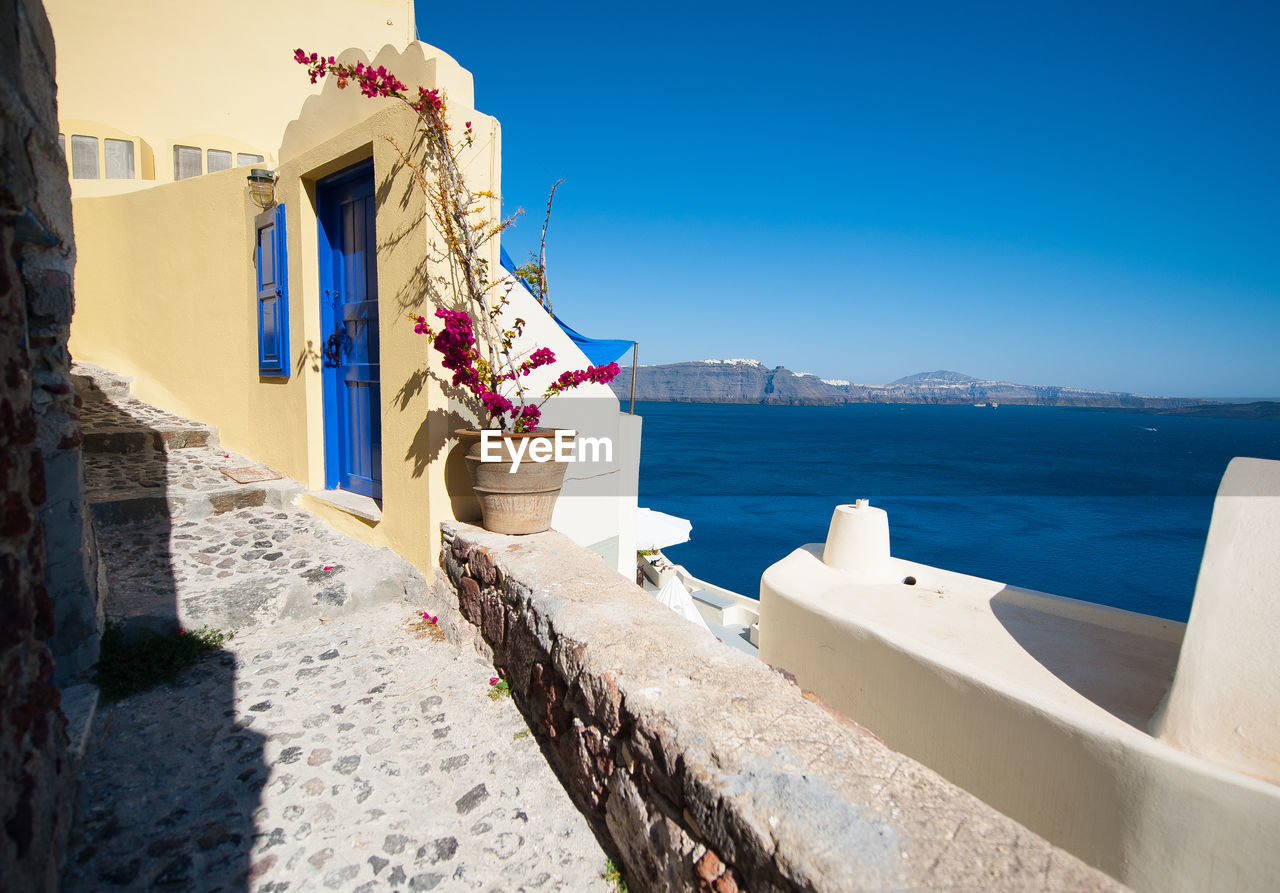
318, 160, 382, 499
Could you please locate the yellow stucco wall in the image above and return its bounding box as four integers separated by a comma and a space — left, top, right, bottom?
69, 169, 306, 473
69, 43, 496, 574
46, 0, 417, 195
66, 28, 634, 575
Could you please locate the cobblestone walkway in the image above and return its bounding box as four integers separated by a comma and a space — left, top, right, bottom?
95, 508, 430, 634
64, 366, 613, 891
65, 605, 612, 892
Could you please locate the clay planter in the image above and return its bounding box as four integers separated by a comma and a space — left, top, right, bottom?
457, 429, 574, 535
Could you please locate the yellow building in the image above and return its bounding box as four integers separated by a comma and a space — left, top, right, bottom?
51, 0, 639, 576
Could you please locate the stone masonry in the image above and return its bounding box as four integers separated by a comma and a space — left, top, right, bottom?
3, 0, 102, 686
439, 521, 1130, 892
1, 0, 82, 888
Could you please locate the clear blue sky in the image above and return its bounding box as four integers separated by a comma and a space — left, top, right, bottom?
413, 1, 1279, 398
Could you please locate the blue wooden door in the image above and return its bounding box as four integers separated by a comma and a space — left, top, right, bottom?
319, 162, 381, 499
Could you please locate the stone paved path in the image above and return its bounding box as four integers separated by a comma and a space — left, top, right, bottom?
64, 366, 613, 891
65, 605, 613, 892
95, 507, 430, 635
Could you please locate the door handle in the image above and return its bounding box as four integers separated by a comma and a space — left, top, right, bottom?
323, 290, 342, 367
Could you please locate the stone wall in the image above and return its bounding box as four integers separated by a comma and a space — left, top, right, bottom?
1, 0, 87, 888
8, 0, 101, 684
436, 521, 1126, 892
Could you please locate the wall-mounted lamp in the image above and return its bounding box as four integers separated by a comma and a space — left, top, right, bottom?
246, 168, 278, 209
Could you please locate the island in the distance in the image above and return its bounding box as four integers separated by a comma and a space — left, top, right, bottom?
608, 360, 1277, 415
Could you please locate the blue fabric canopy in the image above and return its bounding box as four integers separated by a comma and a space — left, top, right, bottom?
500, 247, 635, 366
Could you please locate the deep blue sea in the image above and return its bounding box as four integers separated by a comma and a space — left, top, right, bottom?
636, 402, 1280, 622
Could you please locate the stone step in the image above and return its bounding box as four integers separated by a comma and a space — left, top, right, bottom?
85, 447, 304, 523
70, 361, 132, 402
72, 362, 219, 453
78, 395, 218, 454
96, 506, 428, 636
71, 361, 428, 638
82, 423, 216, 454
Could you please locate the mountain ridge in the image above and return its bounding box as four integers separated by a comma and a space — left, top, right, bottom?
609, 360, 1212, 409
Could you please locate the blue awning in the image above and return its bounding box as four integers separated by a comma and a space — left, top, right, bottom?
500, 247, 634, 366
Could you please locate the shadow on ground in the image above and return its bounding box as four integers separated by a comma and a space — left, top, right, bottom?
63, 371, 266, 891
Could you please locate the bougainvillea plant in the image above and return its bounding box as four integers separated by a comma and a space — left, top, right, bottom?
294, 50, 619, 432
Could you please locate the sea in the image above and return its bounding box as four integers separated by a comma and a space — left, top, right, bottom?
636, 401, 1280, 622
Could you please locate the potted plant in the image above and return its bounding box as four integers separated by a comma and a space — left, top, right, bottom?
295, 51, 620, 533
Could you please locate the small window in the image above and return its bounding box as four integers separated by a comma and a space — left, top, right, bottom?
207, 149, 232, 173
71, 135, 99, 179
104, 138, 135, 179
237, 153, 265, 167
173, 145, 201, 180
57, 133, 65, 157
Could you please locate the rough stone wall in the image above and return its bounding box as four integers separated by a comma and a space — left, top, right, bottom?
437, 522, 1126, 892
1, 0, 82, 888
1, 0, 99, 685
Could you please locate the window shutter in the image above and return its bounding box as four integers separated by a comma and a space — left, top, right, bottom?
104, 139, 135, 179
173, 145, 201, 180
71, 135, 99, 179
255, 204, 290, 377
207, 149, 232, 173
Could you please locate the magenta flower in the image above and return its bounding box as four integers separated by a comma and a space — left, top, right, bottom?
296, 52, 605, 434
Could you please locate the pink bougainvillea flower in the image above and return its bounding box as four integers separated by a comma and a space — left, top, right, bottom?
323, 565, 333, 571
489, 677, 499, 686
295, 51, 612, 434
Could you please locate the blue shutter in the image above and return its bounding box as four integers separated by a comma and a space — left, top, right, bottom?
255, 203, 290, 377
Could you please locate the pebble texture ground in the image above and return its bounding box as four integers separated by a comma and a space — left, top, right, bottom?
65, 365, 614, 891
95, 508, 432, 634
64, 605, 614, 892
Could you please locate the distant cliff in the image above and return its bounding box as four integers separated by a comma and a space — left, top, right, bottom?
609, 361, 1212, 409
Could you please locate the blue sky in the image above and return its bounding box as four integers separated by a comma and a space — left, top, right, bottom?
413, 1, 1279, 397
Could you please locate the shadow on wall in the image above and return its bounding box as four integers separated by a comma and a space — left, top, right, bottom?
989, 588, 1182, 730
61, 374, 267, 891
393, 359, 480, 519
401, 405, 479, 521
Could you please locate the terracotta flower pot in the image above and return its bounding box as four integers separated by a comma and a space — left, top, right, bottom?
456, 429, 574, 535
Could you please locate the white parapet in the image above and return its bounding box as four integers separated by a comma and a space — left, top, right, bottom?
759, 459, 1280, 893
1154, 457, 1280, 781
